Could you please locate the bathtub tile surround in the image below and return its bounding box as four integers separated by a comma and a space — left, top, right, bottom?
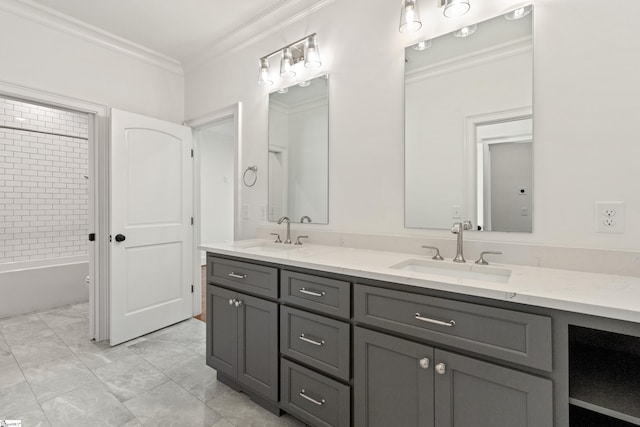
0, 96, 89, 264
0, 303, 304, 426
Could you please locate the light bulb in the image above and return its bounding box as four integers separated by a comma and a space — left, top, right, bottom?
280, 47, 296, 78
453, 24, 477, 38
257, 58, 273, 86
399, 0, 422, 33
412, 40, 432, 51
443, 0, 470, 18
505, 5, 532, 20
304, 35, 322, 68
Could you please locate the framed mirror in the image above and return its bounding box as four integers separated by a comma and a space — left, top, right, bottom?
404, 7, 533, 232
268, 74, 329, 224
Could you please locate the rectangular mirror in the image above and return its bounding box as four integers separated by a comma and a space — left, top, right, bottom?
404, 7, 533, 232
268, 74, 329, 224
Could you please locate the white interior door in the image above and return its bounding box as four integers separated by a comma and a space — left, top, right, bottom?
110, 109, 193, 345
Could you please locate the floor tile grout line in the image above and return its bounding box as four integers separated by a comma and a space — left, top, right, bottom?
34, 308, 141, 425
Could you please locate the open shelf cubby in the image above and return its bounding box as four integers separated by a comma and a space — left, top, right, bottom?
569, 325, 640, 426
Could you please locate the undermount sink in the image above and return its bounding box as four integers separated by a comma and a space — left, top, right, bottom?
390, 259, 511, 283
235, 241, 299, 253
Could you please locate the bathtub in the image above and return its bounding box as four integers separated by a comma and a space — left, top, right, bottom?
0, 256, 89, 318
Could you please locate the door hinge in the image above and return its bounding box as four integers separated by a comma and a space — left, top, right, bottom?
88, 233, 95, 242
190, 217, 194, 225
191, 149, 194, 158
191, 284, 194, 293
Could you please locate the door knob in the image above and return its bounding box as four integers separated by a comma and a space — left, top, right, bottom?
114, 234, 126, 242
419, 357, 430, 369
435, 362, 446, 375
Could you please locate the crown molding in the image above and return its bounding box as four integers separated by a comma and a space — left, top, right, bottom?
0, 0, 183, 75
406, 36, 532, 84
184, 0, 335, 73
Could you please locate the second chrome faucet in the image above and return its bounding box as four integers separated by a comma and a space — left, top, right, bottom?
451, 221, 473, 263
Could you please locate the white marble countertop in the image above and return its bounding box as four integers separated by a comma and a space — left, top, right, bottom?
201, 239, 640, 324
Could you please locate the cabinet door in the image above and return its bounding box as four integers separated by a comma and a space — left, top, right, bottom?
207, 285, 238, 379
237, 292, 279, 402
434, 350, 553, 427
354, 327, 434, 427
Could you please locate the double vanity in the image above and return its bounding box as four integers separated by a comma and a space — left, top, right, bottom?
202, 239, 640, 427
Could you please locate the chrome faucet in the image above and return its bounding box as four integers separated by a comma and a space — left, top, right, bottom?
451, 221, 473, 263
300, 216, 312, 223
277, 216, 292, 244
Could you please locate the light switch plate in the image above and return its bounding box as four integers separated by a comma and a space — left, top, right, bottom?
595, 201, 625, 233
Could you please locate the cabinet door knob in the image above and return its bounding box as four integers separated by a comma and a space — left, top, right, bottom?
228, 299, 235, 306
419, 357, 430, 369
435, 362, 446, 375
234, 300, 243, 307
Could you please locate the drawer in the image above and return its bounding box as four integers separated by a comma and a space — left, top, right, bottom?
207, 256, 278, 299
354, 284, 552, 371
281, 270, 350, 319
281, 306, 350, 381
281, 358, 351, 427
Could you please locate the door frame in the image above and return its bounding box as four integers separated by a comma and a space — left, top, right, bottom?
0, 79, 110, 341
185, 102, 242, 316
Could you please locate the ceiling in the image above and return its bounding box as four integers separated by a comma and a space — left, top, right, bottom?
27, 0, 298, 64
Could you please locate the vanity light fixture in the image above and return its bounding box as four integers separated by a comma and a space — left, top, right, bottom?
412, 39, 433, 50
505, 5, 532, 20
399, 0, 422, 33
258, 33, 322, 86
453, 24, 477, 37
442, 0, 471, 18
258, 58, 273, 86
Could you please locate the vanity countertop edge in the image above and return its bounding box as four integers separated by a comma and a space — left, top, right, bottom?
200, 240, 640, 324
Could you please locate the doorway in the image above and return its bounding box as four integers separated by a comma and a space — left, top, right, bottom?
190, 105, 241, 322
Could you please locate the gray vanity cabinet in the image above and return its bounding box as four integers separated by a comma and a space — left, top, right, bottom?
354, 327, 553, 427
206, 256, 279, 404
434, 350, 553, 427
354, 327, 435, 427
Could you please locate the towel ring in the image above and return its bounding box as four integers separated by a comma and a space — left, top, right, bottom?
243, 166, 258, 187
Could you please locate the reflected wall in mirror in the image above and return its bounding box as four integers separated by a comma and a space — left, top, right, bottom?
268, 75, 329, 224
405, 7, 533, 232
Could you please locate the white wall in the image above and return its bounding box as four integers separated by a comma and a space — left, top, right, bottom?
185, 0, 640, 252
0, 8, 183, 123
200, 128, 235, 246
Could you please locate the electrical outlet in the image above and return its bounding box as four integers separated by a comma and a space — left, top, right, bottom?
257, 205, 266, 221
595, 201, 625, 233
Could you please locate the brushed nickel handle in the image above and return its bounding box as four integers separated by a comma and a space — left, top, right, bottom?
228, 272, 247, 279
228, 299, 235, 306
299, 333, 325, 346
435, 362, 446, 375
415, 313, 456, 327
234, 300, 243, 307
421, 245, 444, 261
475, 251, 502, 265
299, 389, 325, 406
419, 357, 430, 369
299, 288, 325, 297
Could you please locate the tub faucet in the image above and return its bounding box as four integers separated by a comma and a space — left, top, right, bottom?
451, 221, 473, 263
278, 216, 292, 244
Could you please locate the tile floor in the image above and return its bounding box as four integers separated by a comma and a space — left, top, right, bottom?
0, 303, 306, 426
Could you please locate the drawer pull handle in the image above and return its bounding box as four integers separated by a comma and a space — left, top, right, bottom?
228, 272, 247, 279
299, 333, 325, 346
299, 389, 325, 406
299, 288, 325, 297
415, 313, 456, 327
